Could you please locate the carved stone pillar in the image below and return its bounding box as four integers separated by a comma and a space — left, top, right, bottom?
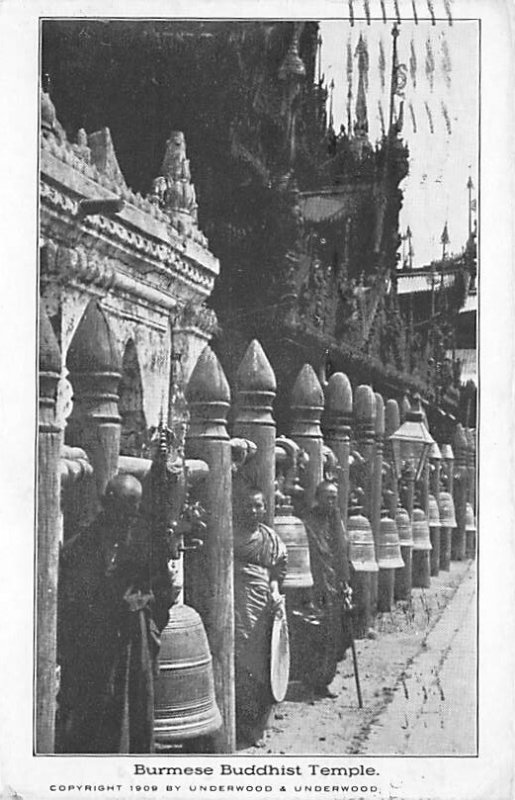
37, 309, 63, 753
66, 301, 122, 516
323, 372, 352, 526
290, 364, 324, 509
233, 340, 277, 526
185, 347, 234, 753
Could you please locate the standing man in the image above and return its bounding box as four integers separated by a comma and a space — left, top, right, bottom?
303, 480, 352, 696
56, 474, 176, 753
233, 486, 288, 747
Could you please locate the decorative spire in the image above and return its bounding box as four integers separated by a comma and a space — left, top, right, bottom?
278, 22, 306, 82
441, 222, 450, 260
149, 131, 198, 233
236, 339, 276, 394
354, 34, 369, 138
66, 300, 121, 374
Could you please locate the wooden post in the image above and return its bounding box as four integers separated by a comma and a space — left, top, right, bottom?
233, 340, 277, 526
323, 372, 352, 526
290, 364, 324, 509
384, 400, 400, 512
354, 386, 376, 520
37, 309, 63, 753
465, 428, 477, 558
374, 394, 393, 612
372, 393, 384, 546
355, 386, 377, 614
66, 301, 122, 513
429, 442, 442, 576
452, 424, 468, 561
397, 462, 415, 601
466, 428, 476, 509
185, 347, 235, 753
385, 400, 412, 601
439, 443, 455, 571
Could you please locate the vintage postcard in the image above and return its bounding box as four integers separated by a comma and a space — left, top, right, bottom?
0, 0, 513, 798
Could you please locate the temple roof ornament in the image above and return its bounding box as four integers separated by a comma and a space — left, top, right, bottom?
41, 87, 66, 144
278, 22, 306, 82
149, 131, 199, 234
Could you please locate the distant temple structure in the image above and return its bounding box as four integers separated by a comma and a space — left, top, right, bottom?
41, 19, 476, 433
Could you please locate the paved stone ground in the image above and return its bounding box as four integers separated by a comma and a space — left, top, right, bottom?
241, 559, 477, 756
362, 563, 476, 755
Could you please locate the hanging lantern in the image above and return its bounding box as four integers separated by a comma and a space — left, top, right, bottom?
389, 395, 435, 482
154, 604, 222, 746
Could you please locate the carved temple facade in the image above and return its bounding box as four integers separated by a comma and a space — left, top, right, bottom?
38, 18, 477, 755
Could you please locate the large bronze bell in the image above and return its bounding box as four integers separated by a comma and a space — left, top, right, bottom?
438, 491, 457, 528
465, 502, 476, 532
274, 503, 314, 589
427, 494, 441, 527
348, 508, 377, 638
412, 507, 432, 551
412, 507, 431, 589
154, 603, 222, 747
395, 506, 414, 546
348, 512, 378, 572
377, 512, 404, 613
465, 501, 477, 559
427, 494, 441, 577
377, 514, 404, 569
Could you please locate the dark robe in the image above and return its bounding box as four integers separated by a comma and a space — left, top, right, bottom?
233, 523, 287, 744
56, 513, 174, 754
303, 507, 352, 688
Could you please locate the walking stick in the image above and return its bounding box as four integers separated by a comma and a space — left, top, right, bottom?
343, 586, 363, 709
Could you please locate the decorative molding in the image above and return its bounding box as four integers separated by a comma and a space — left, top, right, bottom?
40, 181, 216, 294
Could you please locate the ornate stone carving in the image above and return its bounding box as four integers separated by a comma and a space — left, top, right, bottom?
149, 132, 199, 235
87, 127, 127, 187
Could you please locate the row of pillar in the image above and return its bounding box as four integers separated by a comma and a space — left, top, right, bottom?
38, 300, 476, 754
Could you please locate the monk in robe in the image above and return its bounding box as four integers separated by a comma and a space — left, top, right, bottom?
303, 480, 352, 696
233, 488, 288, 747
56, 474, 176, 754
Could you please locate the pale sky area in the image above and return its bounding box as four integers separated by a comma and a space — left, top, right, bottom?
319, 18, 479, 268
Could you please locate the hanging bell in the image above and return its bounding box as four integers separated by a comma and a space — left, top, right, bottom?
412, 507, 432, 551
274, 502, 313, 589
427, 494, 441, 527
348, 511, 378, 572
395, 506, 414, 546
465, 502, 476, 532
154, 603, 222, 746
427, 494, 441, 577
438, 491, 457, 528
376, 513, 404, 569
465, 501, 477, 559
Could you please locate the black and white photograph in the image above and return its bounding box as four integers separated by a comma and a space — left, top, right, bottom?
0, 0, 513, 798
